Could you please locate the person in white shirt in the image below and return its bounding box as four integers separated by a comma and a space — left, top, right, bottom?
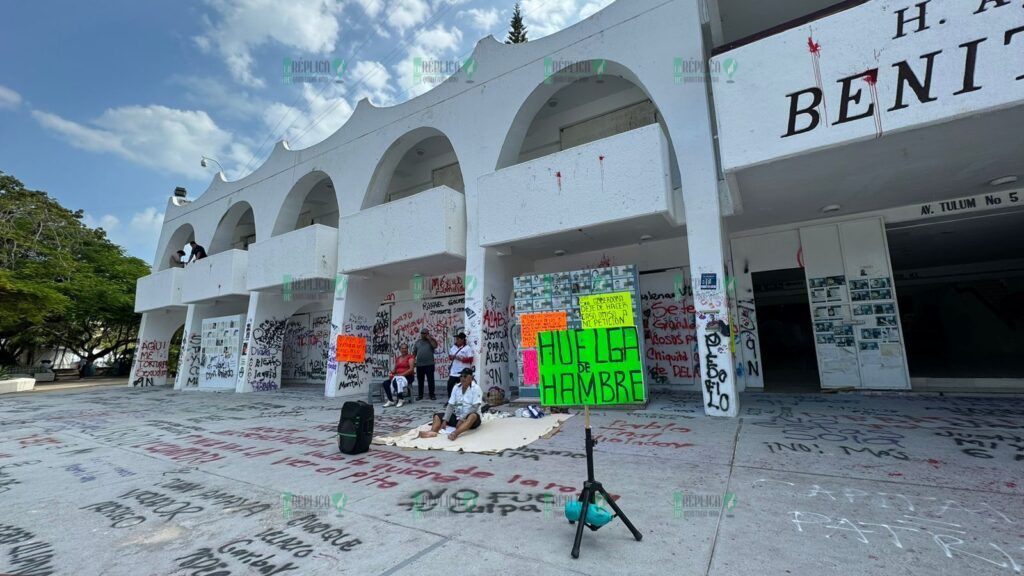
446, 332, 474, 399
419, 368, 482, 441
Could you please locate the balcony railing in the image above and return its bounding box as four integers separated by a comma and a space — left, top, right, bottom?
339, 185, 466, 273
477, 124, 678, 247
181, 249, 250, 303
134, 267, 185, 312
247, 224, 339, 292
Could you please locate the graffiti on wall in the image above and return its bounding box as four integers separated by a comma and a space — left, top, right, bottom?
282, 312, 332, 384
133, 340, 168, 387
736, 299, 763, 386
640, 271, 697, 388
339, 314, 372, 389
248, 318, 285, 392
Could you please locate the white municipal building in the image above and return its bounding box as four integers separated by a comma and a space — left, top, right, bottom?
131, 0, 1024, 416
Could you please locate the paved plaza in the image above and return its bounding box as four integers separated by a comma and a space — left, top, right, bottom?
0, 386, 1021, 575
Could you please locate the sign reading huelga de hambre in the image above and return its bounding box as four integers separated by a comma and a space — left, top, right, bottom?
711, 0, 1024, 171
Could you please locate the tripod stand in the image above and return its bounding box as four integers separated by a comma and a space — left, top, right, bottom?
568, 406, 643, 558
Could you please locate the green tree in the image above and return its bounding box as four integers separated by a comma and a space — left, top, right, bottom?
0, 171, 149, 367
506, 2, 528, 44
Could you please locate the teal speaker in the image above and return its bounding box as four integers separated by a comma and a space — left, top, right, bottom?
564, 501, 613, 529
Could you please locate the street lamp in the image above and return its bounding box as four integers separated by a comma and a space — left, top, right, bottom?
200, 156, 224, 173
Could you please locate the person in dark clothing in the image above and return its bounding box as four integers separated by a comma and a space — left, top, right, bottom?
188, 241, 208, 262
413, 328, 438, 400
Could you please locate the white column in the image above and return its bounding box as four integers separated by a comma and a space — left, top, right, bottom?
129, 309, 185, 388
324, 274, 382, 399
236, 292, 297, 393
173, 305, 203, 390
671, 0, 739, 417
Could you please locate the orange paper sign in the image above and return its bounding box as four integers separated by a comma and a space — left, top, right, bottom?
336, 335, 367, 363
520, 311, 568, 348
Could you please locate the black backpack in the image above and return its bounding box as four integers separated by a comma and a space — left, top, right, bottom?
337, 401, 374, 454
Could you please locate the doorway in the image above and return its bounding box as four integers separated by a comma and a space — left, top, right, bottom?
887, 210, 1024, 386
752, 268, 821, 391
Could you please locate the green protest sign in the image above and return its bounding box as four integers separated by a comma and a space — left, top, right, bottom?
536, 327, 645, 406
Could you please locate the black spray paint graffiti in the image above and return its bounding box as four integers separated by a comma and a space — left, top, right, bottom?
339, 313, 371, 390
935, 431, 1024, 461
736, 299, 761, 381
482, 293, 512, 390
398, 489, 569, 517
249, 317, 286, 392
702, 332, 730, 412
181, 332, 202, 388
0, 524, 56, 576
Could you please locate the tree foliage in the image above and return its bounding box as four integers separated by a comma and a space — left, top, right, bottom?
506, 2, 528, 44
0, 171, 150, 366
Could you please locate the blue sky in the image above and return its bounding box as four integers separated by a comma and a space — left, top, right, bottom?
0, 0, 611, 261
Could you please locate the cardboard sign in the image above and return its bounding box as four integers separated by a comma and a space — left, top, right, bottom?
520, 311, 568, 348
536, 327, 645, 406
336, 335, 367, 363
522, 349, 539, 386
579, 292, 634, 329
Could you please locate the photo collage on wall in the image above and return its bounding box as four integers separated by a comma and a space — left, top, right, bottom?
849, 276, 900, 351
809, 275, 855, 348
514, 265, 638, 329
513, 265, 640, 397
201, 317, 240, 366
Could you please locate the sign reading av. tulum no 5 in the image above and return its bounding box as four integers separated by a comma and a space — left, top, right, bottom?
711, 0, 1024, 171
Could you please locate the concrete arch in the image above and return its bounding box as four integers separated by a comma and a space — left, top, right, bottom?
271, 171, 339, 237
494, 59, 679, 181
361, 127, 465, 209
210, 201, 256, 254
156, 223, 195, 271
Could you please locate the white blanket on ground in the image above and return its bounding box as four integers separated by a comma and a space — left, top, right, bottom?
372, 412, 573, 454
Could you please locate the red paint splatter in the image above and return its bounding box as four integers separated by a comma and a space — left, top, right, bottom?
926, 458, 942, 469
807, 37, 821, 55
598, 155, 605, 162
555, 171, 562, 191
1007, 482, 1018, 489
888, 472, 903, 477
862, 69, 878, 86
862, 68, 883, 138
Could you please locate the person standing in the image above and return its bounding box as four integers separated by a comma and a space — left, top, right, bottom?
446, 332, 474, 399
413, 328, 438, 400
188, 241, 208, 262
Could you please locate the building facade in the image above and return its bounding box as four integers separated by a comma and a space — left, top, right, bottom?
131, 0, 1024, 416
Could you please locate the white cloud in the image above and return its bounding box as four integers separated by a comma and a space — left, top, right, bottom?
349, 60, 395, 105
520, 0, 579, 39
83, 213, 120, 231
195, 0, 346, 88
0, 85, 21, 110
387, 0, 431, 34
579, 0, 613, 19
461, 7, 500, 32
33, 105, 252, 180
262, 83, 355, 149
394, 24, 464, 99
170, 75, 267, 121
130, 207, 165, 232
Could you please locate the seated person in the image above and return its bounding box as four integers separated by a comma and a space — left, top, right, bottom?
419, 368, 482, 441
382, 342, 415, 407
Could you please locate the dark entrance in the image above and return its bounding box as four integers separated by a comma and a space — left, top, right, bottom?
887, 210, 1024, 384
752, 268, 821, 391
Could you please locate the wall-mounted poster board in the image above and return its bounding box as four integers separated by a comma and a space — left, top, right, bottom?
513, 265, 646, 403
200, 314, 243, 389
800, 218, 910, 390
